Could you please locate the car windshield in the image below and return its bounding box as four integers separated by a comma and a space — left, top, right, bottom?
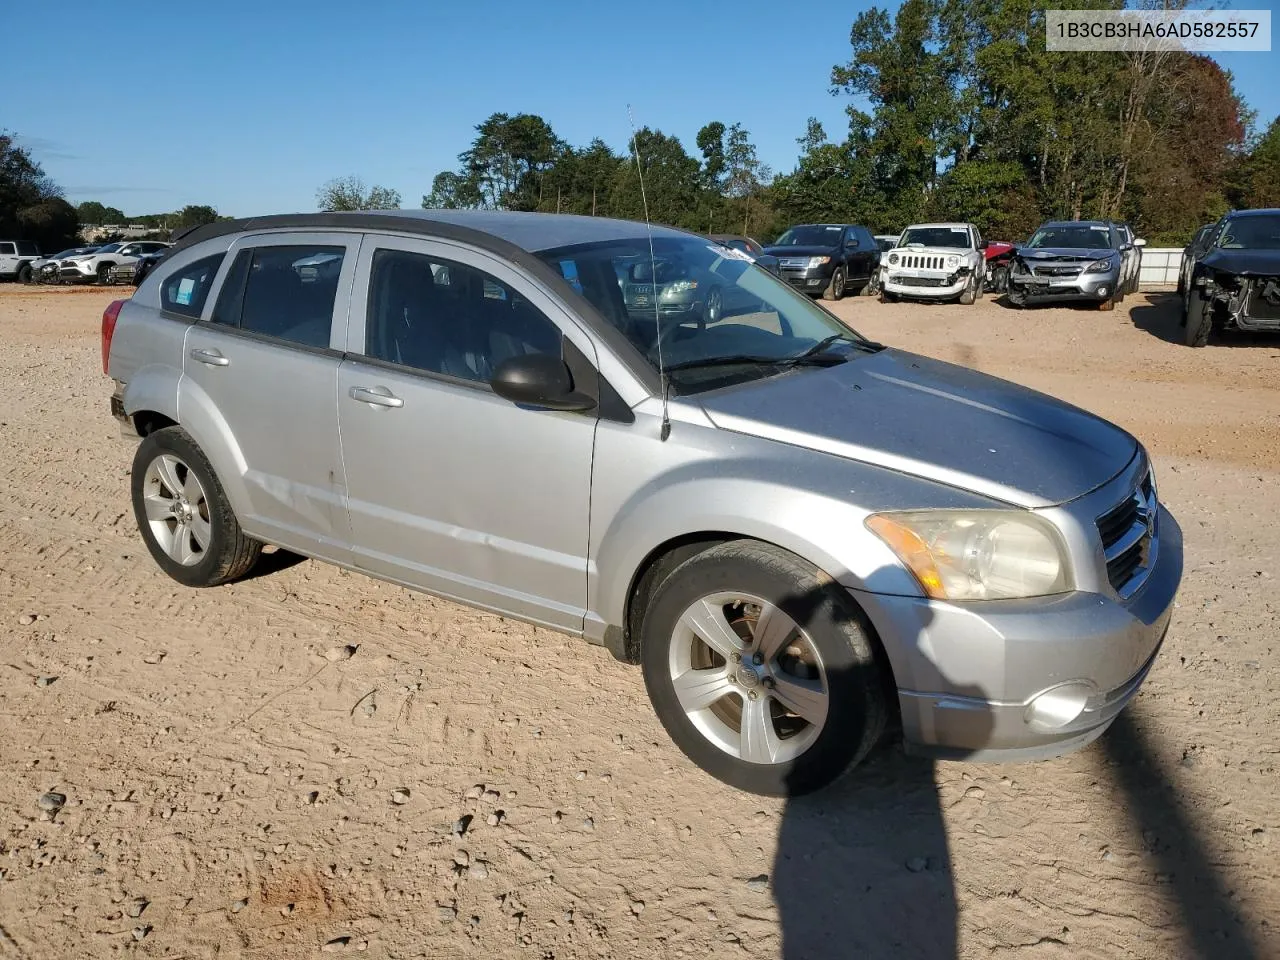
1027, 225, 1112, 249
773, 225, 844, 246
50, 248, 84, 259
540, 235, 879, 392
95, 243, 124, 254
876, 237, 898, 251
1218, 215, 1280, 250
899, 226, 970, 248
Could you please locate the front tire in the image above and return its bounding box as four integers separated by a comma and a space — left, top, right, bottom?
131, 427, 262, 587
958, 275, 977, 305
97, 263, 113, 285
640, 541, 887, 796
1184, 289, 1212, 347
822, 267, 846, 302
17, 263, 33, 284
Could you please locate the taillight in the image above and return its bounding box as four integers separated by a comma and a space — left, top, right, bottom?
101, 299, 125, 375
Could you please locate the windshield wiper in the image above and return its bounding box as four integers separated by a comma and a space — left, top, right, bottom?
665, 334, 881, 375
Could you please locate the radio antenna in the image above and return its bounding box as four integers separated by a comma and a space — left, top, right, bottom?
627, 104, 671, 441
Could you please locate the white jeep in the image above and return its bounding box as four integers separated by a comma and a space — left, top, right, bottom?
880, 222, 986, 304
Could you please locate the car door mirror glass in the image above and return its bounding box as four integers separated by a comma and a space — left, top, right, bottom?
490, 352, 596, 412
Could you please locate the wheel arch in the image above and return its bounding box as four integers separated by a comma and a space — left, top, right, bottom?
619, 531, 904, 729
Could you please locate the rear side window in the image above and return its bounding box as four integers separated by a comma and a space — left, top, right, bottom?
160, 253, 225, 318
211, 245, 345, 349
15, 241, 38, 256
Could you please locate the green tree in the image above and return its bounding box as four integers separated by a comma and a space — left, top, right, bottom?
696, 121, 727, 188
178, 204, 219, 228
610, 127, 703, 230
1231, 116, 1280, 209
77, 200, 126, 225
423, 171, 483, 209
18, 197, 81, 252
456, 113, 563, 210
1, 131, 64, 240
316, 176, 402, 211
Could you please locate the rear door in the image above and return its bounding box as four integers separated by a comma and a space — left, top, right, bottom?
336, 235, 599, 631
0, 242, 16, 276
181, 231, 359, 560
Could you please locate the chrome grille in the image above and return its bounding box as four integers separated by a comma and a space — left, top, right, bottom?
899, 254, 945, 271
1097, 469, 1157, 598
1032, 265, 1083, 278
778, 257, 810, 270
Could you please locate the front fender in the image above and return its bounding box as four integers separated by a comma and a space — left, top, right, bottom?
589, 466, 927, 633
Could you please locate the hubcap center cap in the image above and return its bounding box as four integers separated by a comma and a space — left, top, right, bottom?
735, 665, 761, 688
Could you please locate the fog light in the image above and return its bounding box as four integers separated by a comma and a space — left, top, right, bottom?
1096, 286, 1109, 297
1024, 682, 1095, 731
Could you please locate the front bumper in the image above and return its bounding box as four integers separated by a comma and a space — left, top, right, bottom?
883, 272, 968, 298
778, 268, 832, 294
1009, 269, 1118, 303
851, 505, 1182, 762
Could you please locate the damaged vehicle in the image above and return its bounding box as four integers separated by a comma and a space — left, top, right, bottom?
103, 211, 1182, 797
1008, 221, 1143, 311
879, 222, 986, 304
1183, 208, 1280, 347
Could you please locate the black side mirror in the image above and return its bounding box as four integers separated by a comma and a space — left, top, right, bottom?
979, 239, 990, 249
490, 352, 596, 412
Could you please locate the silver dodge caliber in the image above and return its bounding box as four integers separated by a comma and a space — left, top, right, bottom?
103, 211, 1182, 796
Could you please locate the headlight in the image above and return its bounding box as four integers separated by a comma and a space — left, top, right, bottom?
807, 256, 830, 269
946, 255, 959, 268
866, 510, 1072, 600
1084, 257, 1116, 274
888, 253, 899, 266
664, 280, 697, 294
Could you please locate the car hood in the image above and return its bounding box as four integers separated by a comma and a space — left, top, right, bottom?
697, 348, 1137, 507
762, 244, 838, 258
1201, 248, 1280, 276
1017, 247, 1113, 262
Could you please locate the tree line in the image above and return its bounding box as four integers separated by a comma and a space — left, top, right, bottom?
327, 0, 1278, 245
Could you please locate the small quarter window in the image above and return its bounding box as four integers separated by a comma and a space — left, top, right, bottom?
160, 253, 225, 318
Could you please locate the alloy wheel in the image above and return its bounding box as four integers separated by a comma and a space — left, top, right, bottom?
141, 454, 212, 566
667, 591, 828, 765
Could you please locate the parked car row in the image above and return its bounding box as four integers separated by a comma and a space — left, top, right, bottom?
0, 240, 172, 285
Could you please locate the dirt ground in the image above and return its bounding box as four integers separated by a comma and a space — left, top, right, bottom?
0, 283, 1276, 960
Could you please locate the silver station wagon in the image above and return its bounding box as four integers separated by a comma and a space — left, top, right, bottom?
103, 211, 1182, 796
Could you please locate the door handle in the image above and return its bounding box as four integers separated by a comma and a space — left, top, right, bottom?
190, 348, 230, 367
349, 385, 403, 408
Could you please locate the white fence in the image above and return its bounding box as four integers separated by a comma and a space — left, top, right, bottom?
1139, 247, 1183, 288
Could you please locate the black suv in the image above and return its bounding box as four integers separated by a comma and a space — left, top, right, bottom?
1183, 208, 1280, 347
763, 223, 879, 300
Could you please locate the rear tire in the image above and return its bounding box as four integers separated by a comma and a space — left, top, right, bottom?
823, 267, 846, 302
1184, 289, 1212, 347
131, 427, 262, 587
640, 540, 887, 796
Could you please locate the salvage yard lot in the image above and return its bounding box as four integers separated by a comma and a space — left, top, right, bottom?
0, 285, 1277, 959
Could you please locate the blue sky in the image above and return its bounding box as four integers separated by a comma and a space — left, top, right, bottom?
7, 0, 1278, 217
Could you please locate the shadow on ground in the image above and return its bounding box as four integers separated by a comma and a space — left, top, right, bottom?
1130, 292, 1279, 348
1102, 708, 1267, 959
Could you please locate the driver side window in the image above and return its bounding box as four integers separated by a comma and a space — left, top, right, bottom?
364, 248, 562, 385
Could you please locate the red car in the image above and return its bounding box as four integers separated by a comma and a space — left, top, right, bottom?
983, 240, 1015, 292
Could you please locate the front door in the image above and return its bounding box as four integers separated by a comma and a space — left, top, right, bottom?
337, 237, 598, 632
181, 232, 359, 560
